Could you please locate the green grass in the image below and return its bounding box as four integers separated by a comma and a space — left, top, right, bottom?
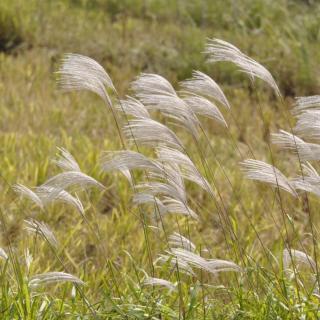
0, 0, 320, 318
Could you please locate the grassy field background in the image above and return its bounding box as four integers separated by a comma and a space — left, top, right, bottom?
1, 0, 320, 318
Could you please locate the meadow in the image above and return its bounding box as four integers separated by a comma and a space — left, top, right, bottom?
1, 0, 320, 318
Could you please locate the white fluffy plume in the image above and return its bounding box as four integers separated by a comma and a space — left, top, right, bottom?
132, 193, 168, 216
292, 96, 320, 115
57, 54, 115, 106
293, 110, 320, 141
133, 193, 198, 220
283, 249, 316, 271
25, 219, 58, 249
0, 248, 8, 261
241, 159, 297, 196
13, 184, 44, 209
271, 130, 320, 161
101, 150, 161, 173
53, 147, 80, 172
131, 73, 199, 135
136, 182, 186, 204
29, 272, 84, 288
169, 232, 196, 252
147, 163, 187, 202
205, 39, 281, 97
291, 163, 320, 197
156, 147, 212, 194
41, 171, 104, 199
143, 277, 176, 291
162, 197, 198, 220
36, 186, 85, 216
117, 96, 150, 119
131, 73, 176, 97
183, 95, 227, 127
156, 254, 195, 276
13, 184, 85, 215
180, 70, 230, 109
170, 248, 241, 274
123, 119, 184, 151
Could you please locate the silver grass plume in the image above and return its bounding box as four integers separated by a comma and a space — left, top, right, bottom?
206, 259, 242, 273
41, 171, 104, 198
156, 254, 195, 276
300, 162, 319, 178
292, 96, 320, 115
101, 150, 161, 173
271, 130, 320, 161
170, 248, 241, 274
132, 193, 168, 216
291, 163, 320, 197
283, 249, 316, 271
29, 272, 84, 289
57, 53, 115, 107
180, 70, 230, 109
123, 119, 184, 151
25, 249, 33, 272
0, 248, 8, 260
117, 96, 150, 119
136, 182, 186, 204
13, 183, 85, 215
101, 150, 163, 188
131, 73, 176, 96
183, 95, 227, 127
156, 146, 212, 194
133, 193, 198, 220
283, 249, 319, 296
35, 186, 85, 217
240, 159, 297, 196
13, 184, 44, 210
293, 110, 320, 141
25, 219, 58, 249
169, 232, 196, 252
162, 197, 198, 220
150, 162, 186, 199
205, 39, 281, 97
53, 147, 80, 172
145, 164, 188, 216
119, 168, 133, 186
131, 73, 199, 135
143, 277, 176, 291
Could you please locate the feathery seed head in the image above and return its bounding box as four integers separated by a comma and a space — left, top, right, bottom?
123, 119, 184, 151
57, 53, 115, 106
271, 130, 320, 161
143, 276, 176, 291
118, 96, 150, 119
241, 159, 297, 196
180, 70, 230, 109
53, 147, 80, 172
183, 94, 227, 127
25, 219, 59, 249
29, 272, 84, 289
13, 184, 44, 209
205, 39, 281, 97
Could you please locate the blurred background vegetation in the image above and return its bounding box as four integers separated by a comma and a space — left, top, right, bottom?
1, 0, 320, 95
